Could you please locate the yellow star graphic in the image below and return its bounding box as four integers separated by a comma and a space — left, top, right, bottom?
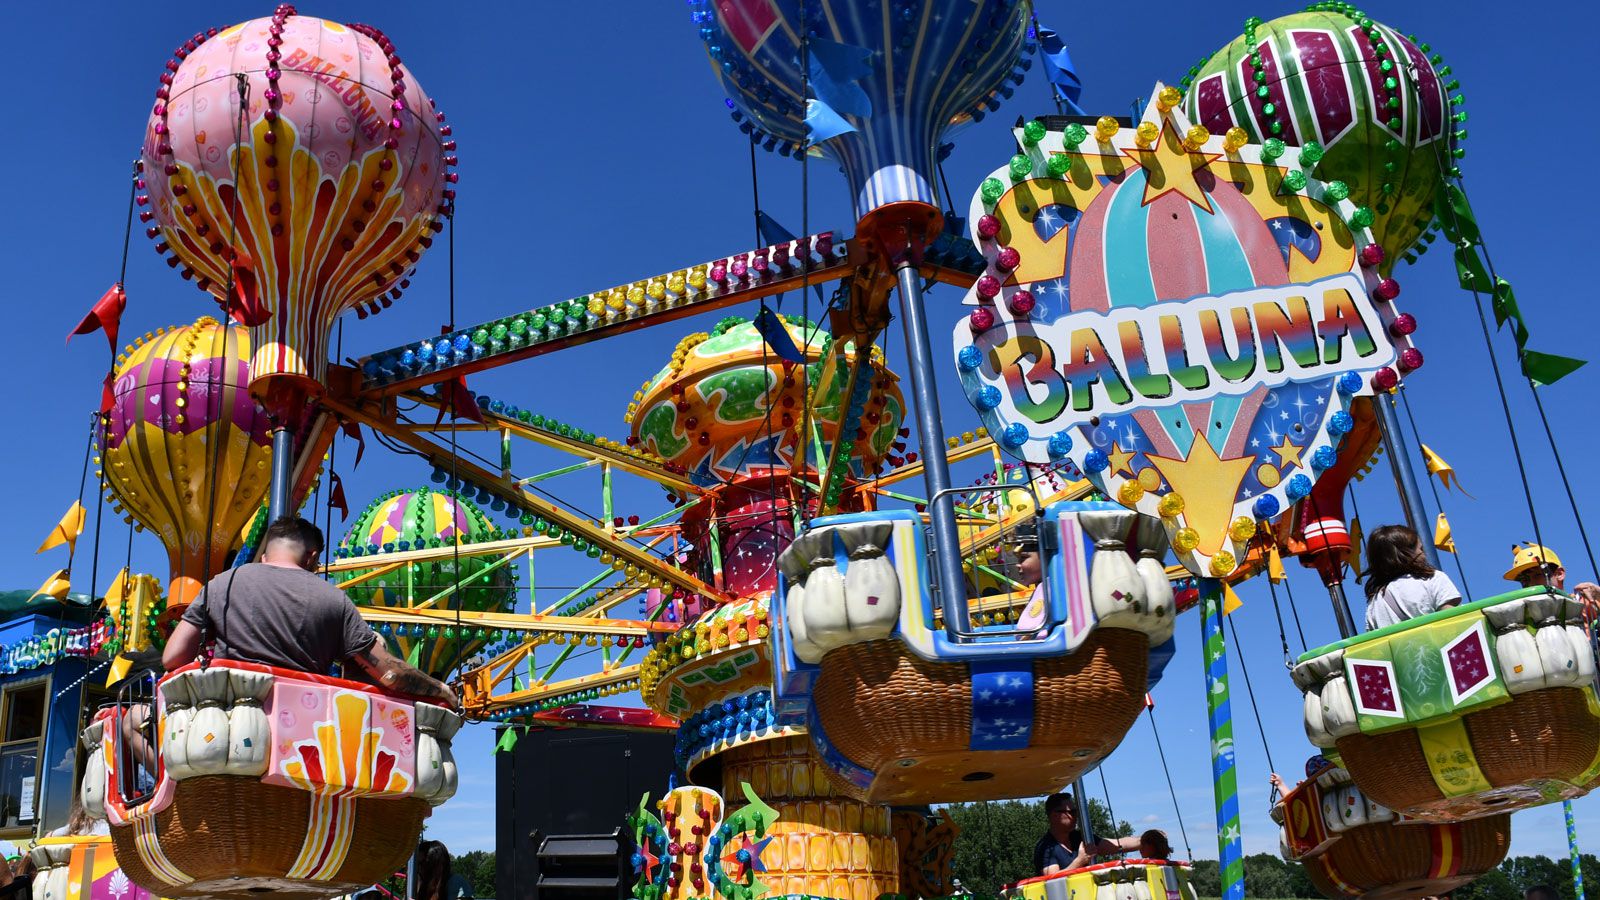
1122, 121, 1221, 213
1148, 438, 1255, 558
1269, 437, 1304, 469
1106, 442, 1136, 478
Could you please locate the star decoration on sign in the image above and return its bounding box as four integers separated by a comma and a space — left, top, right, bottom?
1122, 122, 1222, 213
1269, 437, 1304, 469
1105, 442, 1136, 478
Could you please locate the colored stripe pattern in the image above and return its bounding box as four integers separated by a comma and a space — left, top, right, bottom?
1566, 800, 1585, 897
1200, 580, 1244, 900
1426, 822, 1464, 880
131, 816, 190, 886
286, 793, 358, 881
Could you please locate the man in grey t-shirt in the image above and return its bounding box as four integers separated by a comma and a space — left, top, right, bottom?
162, 517, 457, 707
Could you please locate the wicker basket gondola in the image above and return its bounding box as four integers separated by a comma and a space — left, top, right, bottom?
1335, 687, 1600, 817
1303, 815, 1510, 900
109, 775, 428, 900
810, 629, 1148, 804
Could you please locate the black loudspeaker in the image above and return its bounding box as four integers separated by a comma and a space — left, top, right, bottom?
494, 727, 678, 900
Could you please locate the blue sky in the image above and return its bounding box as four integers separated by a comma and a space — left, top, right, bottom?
6, 0, 1600, 862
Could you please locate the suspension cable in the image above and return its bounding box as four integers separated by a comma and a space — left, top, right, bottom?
1226, 615, 1279, 777
1396, 385, 1473, 600
1145, 705, 1193, 861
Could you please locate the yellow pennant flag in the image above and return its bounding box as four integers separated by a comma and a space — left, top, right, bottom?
1421, 444, 1474, 497
1222, 583, 1244, 616
1434, 512, 1457, 554
32, 569, 71, 602
1347, 516, 1364, 578
36, 501, 86, 555
1268, 542, 1287, 584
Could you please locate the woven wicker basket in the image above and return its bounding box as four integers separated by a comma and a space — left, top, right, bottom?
1335, 687, 1600, 818
1304, 814, 1510, 900
810, 629, 1148, 804
111, 776, 428, 900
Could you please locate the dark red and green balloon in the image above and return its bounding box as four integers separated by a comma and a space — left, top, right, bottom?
1183, 6, 1462, 273
337, 487, 516, 678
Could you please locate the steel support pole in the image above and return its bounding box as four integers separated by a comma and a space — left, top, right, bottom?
1373, 391, 1439, 567
894, 262, 971, 633
268, 426, 294, 524
1071, 779, 1095, 847
1326, 582, 1358, 641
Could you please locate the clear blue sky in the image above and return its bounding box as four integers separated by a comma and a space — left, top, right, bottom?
6, 0, 1599, 862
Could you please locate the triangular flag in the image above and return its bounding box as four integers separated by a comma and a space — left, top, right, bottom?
67, 284, 127, 354
405, 641, 423, 667
1267, 542, 1286, 584
100, 371, 116, 415
1033, 26, 1086, 114
36, 501, 86, 555
329, 471, 349, 522
340, 419, 367, 468
752, 307, 805, 363
226, 253, 271, 327
495, 727, 519, 754
104, 568, 130, 613
1347, 515, 1364, 577
807, 38, 873, 120
1420, 444, 1473, 498
437, 375, 484, 425
106, 653, 133, 685
1222, 583, 1243, 616
1522, 350, 1587, 387
1434, 512, 1457, 554
804, 98, 856, 143
32, 569, 71, 602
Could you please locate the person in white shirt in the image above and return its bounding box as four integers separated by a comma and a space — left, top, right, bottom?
1362, 525, 1461, 631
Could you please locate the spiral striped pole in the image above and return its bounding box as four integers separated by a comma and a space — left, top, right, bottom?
1565, 800, 1584, 898
1201, 578, 1245, 900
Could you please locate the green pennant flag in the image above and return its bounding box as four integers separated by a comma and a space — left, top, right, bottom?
495, 727, 519, 753
1492, 278, 1530, 350
1455, 242, 1493, 293
406, 641, 422, 667
1435, 182, 1481, 244
514, 673, 527, 693
1522, 351, 1587, 387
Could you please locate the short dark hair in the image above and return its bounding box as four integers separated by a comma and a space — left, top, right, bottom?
1044, 792, 1075, 816
1139, 829, 1171, 859
1525, 886, 1560, 900
264, 516, 325, 555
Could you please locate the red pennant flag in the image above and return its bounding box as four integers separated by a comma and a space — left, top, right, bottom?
329, 471, 349, 522
67, 284, 127, 354
100, 372, 116, 415
441, 375, 484, 425
226, 254, 270, 327
340, 419, 367, 469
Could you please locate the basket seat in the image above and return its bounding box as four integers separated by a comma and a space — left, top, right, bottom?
1275, 762, 1509, 899
771, 503, 1176, 804
1292, 587, 1600, 820
82, 660, 462, 900
1004, 860, 1198, 900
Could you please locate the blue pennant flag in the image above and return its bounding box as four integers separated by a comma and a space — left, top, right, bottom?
1034, 26, 1085, 115
753, 306, 806, 363
805, 98, 856, 143
757, 212, 826, 305
808, 38, 873, 120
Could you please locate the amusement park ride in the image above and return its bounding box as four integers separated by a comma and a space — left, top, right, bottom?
20, 2, 1594, 900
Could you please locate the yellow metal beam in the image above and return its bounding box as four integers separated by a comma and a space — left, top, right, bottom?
866, 436, 1000, 489
324, 396, 729, 604
356, 605, 676, 636
469, 664, 643, 714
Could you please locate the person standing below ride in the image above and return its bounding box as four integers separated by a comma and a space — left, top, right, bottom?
412, 840, 473, 900
1361, 525, 1462, 631
1032, 792, 1140, 875
1505, 543, 1600, 612
163, 517, 458, 708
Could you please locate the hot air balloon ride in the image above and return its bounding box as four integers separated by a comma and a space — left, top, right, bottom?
138, 3, 454, 515
336, 487, 518, 678
1181, 6, 1459, 274
1275, 758, 1510, 900
100, 317, 274, 608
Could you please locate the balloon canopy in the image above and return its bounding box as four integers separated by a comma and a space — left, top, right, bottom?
1182, 8, 1456, 274
100, 317, 274, 606
627, 315, 903, 488
692, 0, 1031, 220
140, 5, 453, 411
336, 487, 515, 678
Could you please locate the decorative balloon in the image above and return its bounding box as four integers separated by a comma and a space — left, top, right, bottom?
139, 4, 454, 414
693, 0, 1030, 227
1181, 5, 1458, 273
336, 487, 514, 678
100, 318, 275, 606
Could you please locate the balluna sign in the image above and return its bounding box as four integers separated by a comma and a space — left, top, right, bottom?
953, 86, 1417, 577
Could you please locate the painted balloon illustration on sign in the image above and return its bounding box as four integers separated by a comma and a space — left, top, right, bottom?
953, 86, 1420, 577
